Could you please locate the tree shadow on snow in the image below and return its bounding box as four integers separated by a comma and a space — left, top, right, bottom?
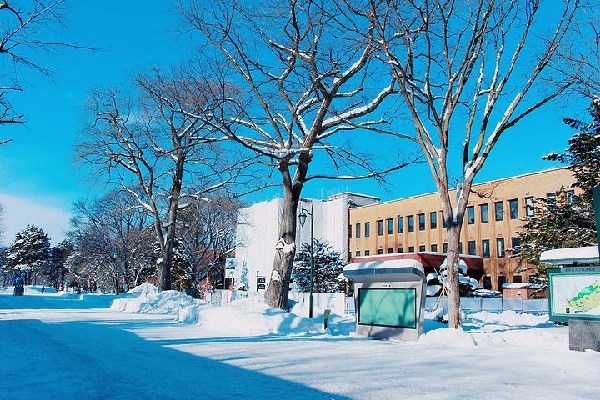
0, 318, 351, 400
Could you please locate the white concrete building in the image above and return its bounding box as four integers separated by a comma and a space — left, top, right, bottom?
235, 193, 379, 292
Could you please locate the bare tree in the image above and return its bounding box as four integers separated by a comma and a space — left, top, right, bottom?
78, 70, 251, 291
177, 193, 241, 285
1, 0, 86, 143
67, 191, 155, 293
181, 0, 412, 310
372, 0, 581, 327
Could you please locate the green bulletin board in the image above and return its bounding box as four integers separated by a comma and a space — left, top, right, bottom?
358, 288, 417, 328
548, 267, 600, 322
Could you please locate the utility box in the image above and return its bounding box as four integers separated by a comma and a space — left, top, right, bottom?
343, 259, 426, 341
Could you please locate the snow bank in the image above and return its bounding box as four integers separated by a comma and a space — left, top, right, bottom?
467, 310, 550, 328
26, 285, 58, 293
111, 284, 354, 336
111, 284, 203, 323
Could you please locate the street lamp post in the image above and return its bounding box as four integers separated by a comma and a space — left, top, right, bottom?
298, 203, 314, 318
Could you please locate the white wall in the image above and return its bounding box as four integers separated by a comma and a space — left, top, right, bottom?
235, 193, 379, 292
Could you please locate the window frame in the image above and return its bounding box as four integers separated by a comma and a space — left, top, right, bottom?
482, 239, 490, 258
430, 211, 437, 229
480, 203, 489, 223
494, 201, 504, 222
467, 206, 475, 225
418, 213, 426, 231
496, 238, 505, 258
509, 198, 519, 219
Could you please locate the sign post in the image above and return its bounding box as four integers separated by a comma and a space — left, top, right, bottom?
593, 185, 600, 256
225, 258, 236, 289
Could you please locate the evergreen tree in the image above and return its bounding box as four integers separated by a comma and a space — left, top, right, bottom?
518, 99, 600, 265
45, 240, 74, 290
293, 239, 346, 293
6, 225, 51, 285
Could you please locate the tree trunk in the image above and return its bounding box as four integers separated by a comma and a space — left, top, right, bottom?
445, 225, 462, 329
264, 162, 302, 310
157, 152, 185, 292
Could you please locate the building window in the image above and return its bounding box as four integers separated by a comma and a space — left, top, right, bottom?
387, 218, 394, 234
419, 245, 426, 252
398, 247, 404, 253
566, 189, 575, 204
496, 238, 505, 258
430, 211, 437, 229
387, 247, 394, 254
418, 213, 425, 231
407, 215, 414, 232
511, 237, 521, 254
397, 216, 404, 233
483, 276, 492, 290
482, 239, 490, 258
525, 197, 534, 217
365, 222, 370, 237
355, 223, 361, 238
458, 242, 463, 254
431, 244, 438, 252
408, 246, 415, 252
513, 275, 523, 284
509, 198, 519, 219
348, 224, 352, 239
480, 203, 489, 223
355, 250, 361, 257
546, 192, 557, 209
494, 201, 504, 221
467, 206, 475, 224
442, 211, 448, 228
377, 248, 384, 255
443, 243, 448, 253
498, 276, 507, 290
468, 240, 476, 255
377, 220, 383, 236
364, 250, 370, 256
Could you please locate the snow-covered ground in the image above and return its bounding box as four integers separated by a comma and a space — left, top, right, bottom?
0, 285, 598, 400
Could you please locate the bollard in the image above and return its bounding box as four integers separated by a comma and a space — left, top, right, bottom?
323, 308, 331, 330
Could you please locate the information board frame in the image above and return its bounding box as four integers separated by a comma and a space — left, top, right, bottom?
357, 287, 417, 329
547, 267, 600, 322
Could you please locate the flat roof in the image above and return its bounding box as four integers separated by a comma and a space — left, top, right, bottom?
539, 246, 599, 265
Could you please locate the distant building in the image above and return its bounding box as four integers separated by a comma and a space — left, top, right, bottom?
235, 193, 379, 292
235, 168, 576, 292
348, 168, 576, 290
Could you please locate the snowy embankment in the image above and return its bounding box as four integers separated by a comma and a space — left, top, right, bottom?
110, 283, 355, 336
2, 285, 599, 399
111, 284, 563, 349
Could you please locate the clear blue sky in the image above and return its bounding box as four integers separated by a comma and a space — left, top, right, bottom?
0, 0, 589, 244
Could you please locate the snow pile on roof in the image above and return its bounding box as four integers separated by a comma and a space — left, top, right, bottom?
540, 246, 599, 265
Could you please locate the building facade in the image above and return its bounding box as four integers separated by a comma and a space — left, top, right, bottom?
235, 193, 379, 292
348, 168, 576, 290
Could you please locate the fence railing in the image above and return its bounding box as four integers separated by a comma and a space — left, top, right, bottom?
203, 291, 549, 314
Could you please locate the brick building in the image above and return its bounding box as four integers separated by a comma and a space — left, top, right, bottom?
347, 168, 576, 290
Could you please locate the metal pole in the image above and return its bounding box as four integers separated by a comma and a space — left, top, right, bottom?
309, 203, 314, 319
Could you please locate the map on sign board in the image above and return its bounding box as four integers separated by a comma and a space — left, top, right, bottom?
549, 271, 600, 320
